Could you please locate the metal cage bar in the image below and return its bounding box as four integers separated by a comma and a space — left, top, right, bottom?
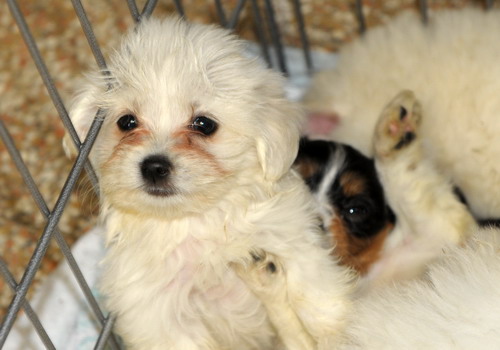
251, 0, 272, 67
6, 0, 99, 192
0, 119, 121, 349
354, 0, 366, 34
291, 0, 313, 73
127, 0, 141, 22
214, 0, 228, 26
227, 0, 247, 30
0, 258, 55, 350
172, 0, 185, 18
0, 112, 105, 347
263, 0, 288, 74
71, 0, 108, 72
1, 0, 117, 347
141, 0, 160, 18
419, 0, 429, 24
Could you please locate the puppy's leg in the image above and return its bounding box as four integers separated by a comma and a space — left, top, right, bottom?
368, 90, 477, 283
233, 251, 317, 350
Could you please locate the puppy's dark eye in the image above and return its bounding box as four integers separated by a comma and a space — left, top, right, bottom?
117, 114, 138, 131
191, 116, 218, 136
343, 205, 369, 223
399, 106, 408, 120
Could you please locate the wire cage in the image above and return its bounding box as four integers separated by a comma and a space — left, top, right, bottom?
0, 1, 321, 348
0, 0, 495, 348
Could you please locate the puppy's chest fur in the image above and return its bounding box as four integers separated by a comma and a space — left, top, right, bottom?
100, 201, 276, 347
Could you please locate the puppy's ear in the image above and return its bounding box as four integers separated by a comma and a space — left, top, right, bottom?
63, 85, 100, 158
293, 138, 321, 180
255, 101, 303, 181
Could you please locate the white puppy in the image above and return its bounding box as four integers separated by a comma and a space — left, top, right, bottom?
303, 8, 500, 219
67, 17, 355, 349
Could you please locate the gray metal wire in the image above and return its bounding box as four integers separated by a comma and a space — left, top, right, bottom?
214, 0, 228, 26
0, 119, 121, 349
0, 113, 105, 348
263, 0, 288, 74
419, 0, 429, 24
227, 0, 247, 29
127, 0, 141, 22
291, 0, 313, 73
141, 0, 160, 18
355, 0, 366, 34
0, 258, 55, 350
251, 0, 272, 67
71, 0, 108, 72
6, 0, 99, 193
0, 0, 122, 347
172, 0, 185, 18
94, 315, 119, 350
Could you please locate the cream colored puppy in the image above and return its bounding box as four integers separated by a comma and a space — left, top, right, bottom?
303, 8, 500, 219
67, 17, 354, 350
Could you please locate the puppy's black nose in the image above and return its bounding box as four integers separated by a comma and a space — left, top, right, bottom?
140, 155, 172, 185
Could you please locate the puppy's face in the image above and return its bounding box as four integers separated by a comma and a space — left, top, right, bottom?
68, 18, 302, 218
295, 138, 395, 273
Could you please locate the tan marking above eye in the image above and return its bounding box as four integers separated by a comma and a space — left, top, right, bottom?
339, 171, 367, 197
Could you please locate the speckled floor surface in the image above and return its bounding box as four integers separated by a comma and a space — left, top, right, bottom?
0, 0, 482, 319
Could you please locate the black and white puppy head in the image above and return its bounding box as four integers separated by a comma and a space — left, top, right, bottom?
67, 17, 302, 219
295, 138, 395, 273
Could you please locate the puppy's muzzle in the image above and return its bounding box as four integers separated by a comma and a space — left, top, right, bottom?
140, 155, 175, 196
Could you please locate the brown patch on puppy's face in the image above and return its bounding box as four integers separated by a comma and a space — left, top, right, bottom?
330, 215, 393, 274
296, 138, 395, 274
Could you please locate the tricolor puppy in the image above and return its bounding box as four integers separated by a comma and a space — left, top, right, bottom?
295, 138, 395, 274
295, 119, 494, 284
67, 17, 354, 349
296, 91, 477, 289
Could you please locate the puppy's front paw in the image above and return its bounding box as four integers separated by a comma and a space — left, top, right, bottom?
233, 250, 285, 299
374, 90, 422, 158
234, 252, 318, 350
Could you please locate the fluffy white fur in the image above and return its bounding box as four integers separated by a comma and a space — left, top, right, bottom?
363, 91, 477, 288
247, 90, 500, 349
338, 226, 500, 349
248, 227, 500, 350
303, 8, 500, 219
68, 17, 355, 349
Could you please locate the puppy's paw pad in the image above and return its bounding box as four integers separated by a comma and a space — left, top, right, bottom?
249, 250, 282, 282
374, 90, 422, 157
234, 250, 284, 294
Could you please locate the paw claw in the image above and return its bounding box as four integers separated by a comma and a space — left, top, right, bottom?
266, 261, 277, 274
394, 131, 416, 150
399, 106, 408, 120
234, 250, 283, 294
